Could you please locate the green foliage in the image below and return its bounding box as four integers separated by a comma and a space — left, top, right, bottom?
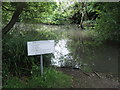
83, 20, 96, 30
2, 2, 57, 23
3, 68, 72, 88
94, 2, 120, 41
3, 77, 26, 88
41, 12, 69, 25
2, 2, 14, 24
69, 2, 98, 24
2, 2, 70, 25
28, 68, 71, 88
2, 26, 57, 77
22, 2, 58, 23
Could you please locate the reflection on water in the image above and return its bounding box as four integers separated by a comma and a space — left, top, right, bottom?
91, 44, 118, 73
51, 40, 70, 67
52, 39, 80, 68
52, 37, 119, 74
69, 40, 119, 74
60, 39, 118, 74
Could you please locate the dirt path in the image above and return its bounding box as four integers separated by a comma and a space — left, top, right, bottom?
56, 67, 119, 88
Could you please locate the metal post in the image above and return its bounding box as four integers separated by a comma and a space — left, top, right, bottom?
40, 55, 43, 75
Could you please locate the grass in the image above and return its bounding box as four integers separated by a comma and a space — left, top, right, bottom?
3, 67, 72, 88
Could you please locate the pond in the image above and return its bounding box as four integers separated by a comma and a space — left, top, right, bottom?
14, 23, 119, 74
46, 24, 119, 74
67, 39, 119, 74
52, 39, 119, 74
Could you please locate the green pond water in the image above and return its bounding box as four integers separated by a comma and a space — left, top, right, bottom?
15, 23, 119, 74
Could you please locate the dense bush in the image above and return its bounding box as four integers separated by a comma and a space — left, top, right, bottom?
95, 2, 120, 41
3, 28, 57, 77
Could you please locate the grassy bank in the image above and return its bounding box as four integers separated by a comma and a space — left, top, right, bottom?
3, 67, 72, 88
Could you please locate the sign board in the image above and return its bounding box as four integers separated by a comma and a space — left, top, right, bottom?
27, 40, 55, 56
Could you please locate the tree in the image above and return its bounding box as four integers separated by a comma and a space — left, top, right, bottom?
95, 2, 120, 41
2, 2, 26, 35
2, 2, 58, 35
69, 2, 93, 29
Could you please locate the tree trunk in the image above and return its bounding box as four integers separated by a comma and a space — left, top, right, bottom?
80, 2, 90, 30
2, 2, 26, 35
80, 2, 85, 30
80, 12, 84, 29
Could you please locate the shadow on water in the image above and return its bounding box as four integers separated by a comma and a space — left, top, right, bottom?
67, 39, 119, 74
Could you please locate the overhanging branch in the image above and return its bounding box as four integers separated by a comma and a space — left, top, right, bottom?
2, 2, 26, 35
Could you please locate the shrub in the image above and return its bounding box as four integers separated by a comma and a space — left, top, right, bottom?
3, 28, 57, 77
94, 2, 120, 41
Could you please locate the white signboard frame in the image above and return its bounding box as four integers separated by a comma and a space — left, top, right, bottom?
27, 40, 55, 75
27, 40, 55, 56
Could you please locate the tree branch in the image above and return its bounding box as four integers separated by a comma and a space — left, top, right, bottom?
2, 2, 26, 35
2, 5, 15, 11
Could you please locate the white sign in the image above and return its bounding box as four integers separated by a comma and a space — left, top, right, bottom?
27, 40, 55, 56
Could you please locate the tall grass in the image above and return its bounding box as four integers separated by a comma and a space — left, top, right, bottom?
3, 27, 57, 77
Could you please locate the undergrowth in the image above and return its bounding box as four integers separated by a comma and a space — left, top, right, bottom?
3, 68, 72, 88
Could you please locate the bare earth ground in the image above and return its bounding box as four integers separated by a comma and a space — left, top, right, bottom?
56, 67, 119, 88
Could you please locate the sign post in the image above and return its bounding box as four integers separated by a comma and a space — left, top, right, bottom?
40, 55, 43, 75
27, 40, 55, 75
